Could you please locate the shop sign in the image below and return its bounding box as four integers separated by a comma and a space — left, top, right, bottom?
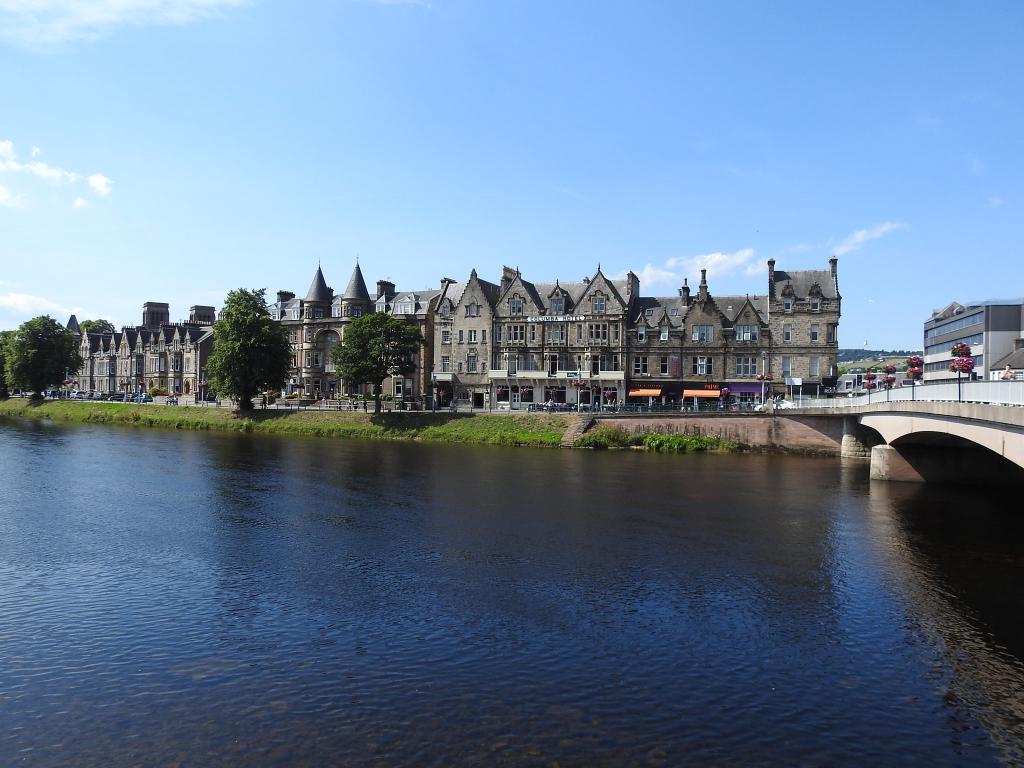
526, 315, 585, 322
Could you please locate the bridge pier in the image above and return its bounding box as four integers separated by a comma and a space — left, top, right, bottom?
840, 416, 875, 459
870, 443, 1024, 485
869, 445, 925, 483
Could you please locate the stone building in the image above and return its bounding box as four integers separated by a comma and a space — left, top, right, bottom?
432, 258, 840, 409
434, 265, 636, 409
73, 302, 216, 398
766, 257, 841, 392
271, 263, 440, 404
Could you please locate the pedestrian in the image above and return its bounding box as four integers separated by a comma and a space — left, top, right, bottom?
1002, 365, 1014, 381
260, 393, 267, 409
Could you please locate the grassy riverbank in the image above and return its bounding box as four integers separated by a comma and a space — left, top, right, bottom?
0, 398, 571, 448
575, 423, 738, 452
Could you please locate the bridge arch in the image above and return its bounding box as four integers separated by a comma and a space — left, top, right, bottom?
859, 411, 1024, 484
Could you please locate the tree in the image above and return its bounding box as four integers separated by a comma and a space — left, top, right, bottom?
206, 288, 291, 412
79, 318, 115, 334
0, 330, 13, 397
4, 316, 83, 397
331, 312, 424, 414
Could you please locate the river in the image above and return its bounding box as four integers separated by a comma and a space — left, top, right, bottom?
2, 417, 1023, 766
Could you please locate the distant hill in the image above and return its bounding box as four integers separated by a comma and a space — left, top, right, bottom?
837, 349, 921, 364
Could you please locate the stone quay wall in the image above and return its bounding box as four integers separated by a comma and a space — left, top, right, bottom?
595, 413, 847, 455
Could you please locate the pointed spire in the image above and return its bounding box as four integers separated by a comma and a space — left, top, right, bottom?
305, 265, 333, 303
67, 314, 80, 334
342, 262, 371, 302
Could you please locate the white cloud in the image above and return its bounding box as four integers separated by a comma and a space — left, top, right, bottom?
833, 221, 907, 256
73, 196, 89, 208
666, 248, 756, 277
616, 248, 758, 291
30, 146, 40, 157
630, 263, 682, 290
0, 291, 91, 321
88, 173, 112, 196
0, 137, 111, 204
0, 183, 23, 207
0, 0, 247, 48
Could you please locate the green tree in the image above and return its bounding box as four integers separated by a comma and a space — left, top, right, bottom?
79, 318, 115, 334
4, 316, 83, 398
206, 288, 291, 412
0, 330, 13, 397
331, 312, 424, 414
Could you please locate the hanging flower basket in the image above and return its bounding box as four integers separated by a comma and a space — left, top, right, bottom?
863, 381, 878, 390
906, 355, 923, 369
949, 357, 975, 374
720, 387, 731, 398
950, 343, 971, 358
756, 374, 772, 382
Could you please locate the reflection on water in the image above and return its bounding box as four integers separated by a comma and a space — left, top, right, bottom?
0, 417, 1021, 766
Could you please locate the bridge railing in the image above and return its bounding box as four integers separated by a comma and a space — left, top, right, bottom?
795, 380, 1024, 409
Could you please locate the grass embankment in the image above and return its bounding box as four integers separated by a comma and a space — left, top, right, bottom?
575, 423, 737, 453
0, 398, 570, 448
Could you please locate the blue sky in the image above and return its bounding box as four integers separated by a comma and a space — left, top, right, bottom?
1, 0, 1021, 349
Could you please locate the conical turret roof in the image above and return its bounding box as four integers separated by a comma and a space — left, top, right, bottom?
305, 266, 333, 302
342, 262, 371, 302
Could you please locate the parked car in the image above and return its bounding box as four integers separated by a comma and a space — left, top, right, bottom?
132, 393, 154, 403
108, 393, 126, 401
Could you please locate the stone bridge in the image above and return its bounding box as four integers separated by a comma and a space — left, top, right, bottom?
592, 402, 1024, 485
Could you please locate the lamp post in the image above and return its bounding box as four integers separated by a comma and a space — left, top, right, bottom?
905, 355, 923, 401
882, 365, 897, 402
949, 343, 973, 403
863, 369, 877, 402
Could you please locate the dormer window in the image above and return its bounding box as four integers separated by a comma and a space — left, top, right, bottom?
637, 325, 646, 342
592, 296, 606, 314
440, 303, 450, 317
659, 325, 669, 342
509, 296, 524, 315
376, 299, 388, 312
644, 308, 654, 317
550, 298, 564, 315
784, 298, 793, 312
810, 298, 820, 312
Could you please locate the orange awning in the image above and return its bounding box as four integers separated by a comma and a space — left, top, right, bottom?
628, 388, 662, 397
683, 389, 720, 398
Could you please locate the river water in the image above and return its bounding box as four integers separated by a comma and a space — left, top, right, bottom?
2, 417, 1023, 766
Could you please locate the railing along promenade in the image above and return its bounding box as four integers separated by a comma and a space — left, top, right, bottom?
794, 380, 1024, 411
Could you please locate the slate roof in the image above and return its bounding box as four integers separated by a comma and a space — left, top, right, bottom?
305, 266, 334, 303
993, 347, 1024, 370
342, 263, 371, 302
772, 268, 838, 299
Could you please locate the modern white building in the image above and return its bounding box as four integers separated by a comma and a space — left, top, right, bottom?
922, 300, 1024, 382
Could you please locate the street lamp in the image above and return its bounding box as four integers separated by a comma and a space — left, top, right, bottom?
905, 355, 923, 401
882, 365, 897, 402
949, 343, 974, 403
